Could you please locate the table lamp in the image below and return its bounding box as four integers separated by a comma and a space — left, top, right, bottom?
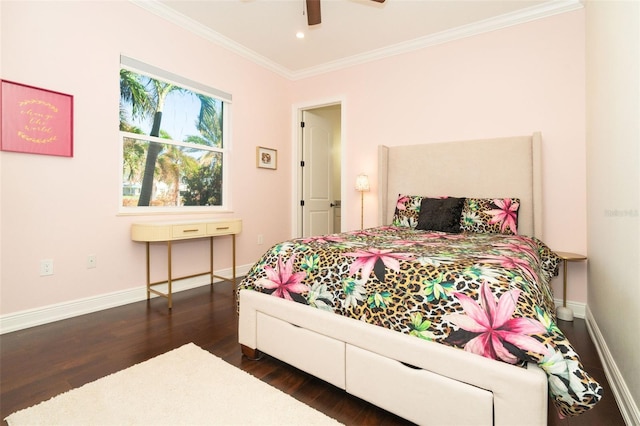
355, 174, 370, 229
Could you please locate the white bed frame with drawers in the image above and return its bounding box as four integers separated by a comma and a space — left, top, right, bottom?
239, 133, 548, 425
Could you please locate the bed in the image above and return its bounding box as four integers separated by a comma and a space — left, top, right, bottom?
237, 132, 602, 425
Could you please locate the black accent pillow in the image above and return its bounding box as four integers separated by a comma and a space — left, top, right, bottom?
416, 197, 466, 233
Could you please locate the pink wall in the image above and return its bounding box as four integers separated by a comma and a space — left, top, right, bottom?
0, 1, 588, 318
293, 10, 588, 305
0, 1, 294, 314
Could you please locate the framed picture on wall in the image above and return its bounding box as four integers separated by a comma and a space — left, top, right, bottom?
256, 146, 277, 170
0, 79, 74, 157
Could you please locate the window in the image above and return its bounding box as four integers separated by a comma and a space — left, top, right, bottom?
119, 56, 231, 212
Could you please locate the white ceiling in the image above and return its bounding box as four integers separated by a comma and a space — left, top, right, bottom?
134, 0, 582, 79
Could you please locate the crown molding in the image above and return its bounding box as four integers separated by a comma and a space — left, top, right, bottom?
291, 0, 583, 79
130, 0, 293, 79
131, 0, 583, 81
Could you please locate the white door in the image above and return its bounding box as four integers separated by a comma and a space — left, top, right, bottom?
301, 110, 334, 237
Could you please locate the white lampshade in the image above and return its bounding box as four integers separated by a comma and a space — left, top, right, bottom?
355, 174, 370, 192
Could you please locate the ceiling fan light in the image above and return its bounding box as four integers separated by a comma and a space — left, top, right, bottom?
296, 31, 305, 39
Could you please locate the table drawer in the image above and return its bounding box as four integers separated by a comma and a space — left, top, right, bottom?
172, 223, 206, 239
207, 220, 242, 236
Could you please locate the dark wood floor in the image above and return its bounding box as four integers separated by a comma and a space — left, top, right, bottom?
0, 281, 625, 425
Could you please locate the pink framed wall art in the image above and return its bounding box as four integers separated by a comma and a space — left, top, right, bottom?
1, 80, 73, 157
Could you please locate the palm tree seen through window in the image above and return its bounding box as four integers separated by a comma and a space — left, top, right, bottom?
119, 68, 226, 209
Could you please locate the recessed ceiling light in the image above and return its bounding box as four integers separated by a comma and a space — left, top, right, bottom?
296, 31, 305, 39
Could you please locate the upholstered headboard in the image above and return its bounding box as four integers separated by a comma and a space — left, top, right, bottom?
378, 132, 543, 239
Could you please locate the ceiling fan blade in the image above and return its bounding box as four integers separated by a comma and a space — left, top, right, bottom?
371, 0, 386, 2
306, 0, 321, 26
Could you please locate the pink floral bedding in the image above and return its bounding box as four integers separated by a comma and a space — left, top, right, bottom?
237, 226, 602, 417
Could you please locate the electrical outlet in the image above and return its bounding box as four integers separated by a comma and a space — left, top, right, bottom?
87, 255, 97, 269
257, 234, 264, 245
40, 259, 54, 276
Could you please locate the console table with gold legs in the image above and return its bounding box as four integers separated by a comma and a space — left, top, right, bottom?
131, 218, 242, 309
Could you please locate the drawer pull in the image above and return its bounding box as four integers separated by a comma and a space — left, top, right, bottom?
182, 229, 199, 233
216, 226, 230, 230
400, 361, 422, 370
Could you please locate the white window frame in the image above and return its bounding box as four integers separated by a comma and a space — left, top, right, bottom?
118, 56, 232, 214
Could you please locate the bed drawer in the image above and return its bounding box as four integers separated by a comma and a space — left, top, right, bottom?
346, 345, 493, 425
257, 313, 345, 389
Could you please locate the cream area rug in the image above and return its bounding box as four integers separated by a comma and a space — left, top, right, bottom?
5, 343, 342, 425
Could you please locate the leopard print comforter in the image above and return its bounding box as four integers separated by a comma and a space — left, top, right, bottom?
237, 226, 602, 417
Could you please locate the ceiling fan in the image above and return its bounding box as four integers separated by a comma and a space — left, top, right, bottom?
305, 0, 386, 26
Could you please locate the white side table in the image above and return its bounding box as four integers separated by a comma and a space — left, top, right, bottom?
554, 251, 587, 321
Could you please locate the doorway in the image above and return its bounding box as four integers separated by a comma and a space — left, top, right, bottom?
297, 103, 342, 238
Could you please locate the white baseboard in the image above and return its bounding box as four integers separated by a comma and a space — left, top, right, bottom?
0, 264, 252, 335
586, 307, 640, 426
0, 285, 589, 335
553, 298, 586, 319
